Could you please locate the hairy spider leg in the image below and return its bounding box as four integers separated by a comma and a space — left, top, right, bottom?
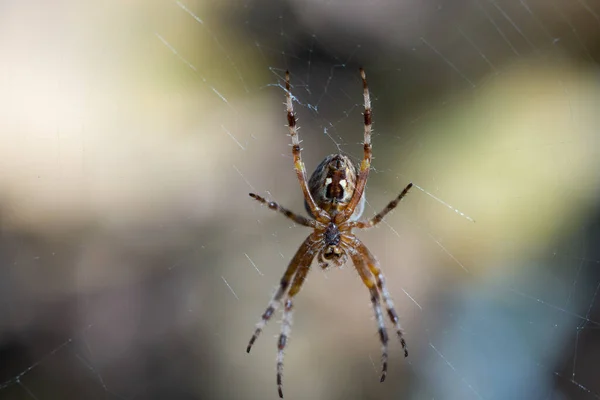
343, 183, 413, 230
285, 71, 329, 222
276, 256, 313, 398
347, 243, 389, 383
359, 240, 408, 357
247, 235, 317, 353
248, 193, 318, 228
338, 68, 373, 223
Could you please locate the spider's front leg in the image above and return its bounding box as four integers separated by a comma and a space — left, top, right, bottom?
246, 235, 316, 353
357, 239, 408, 357
276, 259, 312, 398
246, 234, 317, 398
347, 245, 390, 382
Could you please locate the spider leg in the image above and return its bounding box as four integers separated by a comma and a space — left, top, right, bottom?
343, 183, 413, 230
247, 235, 316, 353
346, 245, 389, 383
249, 193, 318, 228
338, 68, 373, 223
277, 258, 312, 398
351, 237, 408, 357
284, 71, 329, 222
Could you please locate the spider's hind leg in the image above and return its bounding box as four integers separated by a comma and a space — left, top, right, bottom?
339, 68, 373, 221
284, 71, 328, 222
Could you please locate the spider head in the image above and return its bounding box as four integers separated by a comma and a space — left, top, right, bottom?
322, 222, 343, 261
305, 154, 365, 220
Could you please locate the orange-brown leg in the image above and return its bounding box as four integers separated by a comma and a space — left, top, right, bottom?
343, 183, 413, 230
347, 245, 389, 383
247, 235, 316, 353
276, 260, 312, 398
249, 193, 318, 228
339, 68, 373, 222
357, 240, 408, 357
285, 71, 329, 222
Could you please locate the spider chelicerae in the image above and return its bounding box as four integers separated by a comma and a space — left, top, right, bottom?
246, 68, 413, 398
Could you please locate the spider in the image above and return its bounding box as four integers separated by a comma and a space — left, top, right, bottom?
246, 68, 413, 398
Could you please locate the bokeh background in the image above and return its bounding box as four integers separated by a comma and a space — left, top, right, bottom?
1, 0, 600, 399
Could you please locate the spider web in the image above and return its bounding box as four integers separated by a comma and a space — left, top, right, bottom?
1, 0, 600, 399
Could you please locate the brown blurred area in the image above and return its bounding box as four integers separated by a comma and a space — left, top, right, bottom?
1, 0, 600, 399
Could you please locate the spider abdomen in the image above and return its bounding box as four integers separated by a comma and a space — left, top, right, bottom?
304, 154, 365, 221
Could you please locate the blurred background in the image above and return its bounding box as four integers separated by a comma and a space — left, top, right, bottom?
0, 0, 599, 399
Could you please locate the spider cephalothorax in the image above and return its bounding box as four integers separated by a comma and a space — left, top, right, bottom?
321, 222, 344, 266
246, 68, 413, 398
